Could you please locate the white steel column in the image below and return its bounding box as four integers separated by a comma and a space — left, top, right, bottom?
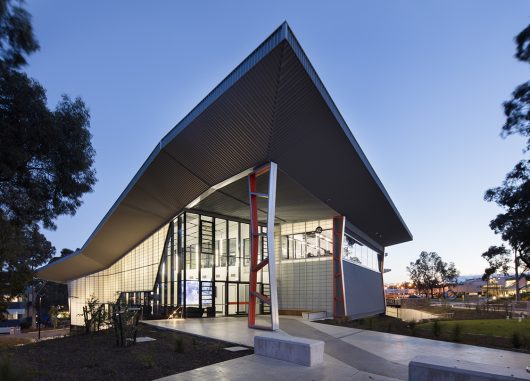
267, 162, 279, 330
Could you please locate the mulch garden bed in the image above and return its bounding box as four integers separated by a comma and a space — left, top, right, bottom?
1, 323, 252, 380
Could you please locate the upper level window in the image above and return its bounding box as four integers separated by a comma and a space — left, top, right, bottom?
343, 234, 380, 272
281, 229, 332, 260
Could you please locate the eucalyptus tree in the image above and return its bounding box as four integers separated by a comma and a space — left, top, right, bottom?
0, 0, 96, 307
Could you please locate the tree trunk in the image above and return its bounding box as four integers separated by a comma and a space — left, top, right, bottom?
515, 254, 520, 302
30, 286, 37, 329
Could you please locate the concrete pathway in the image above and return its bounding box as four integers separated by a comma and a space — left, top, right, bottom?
155, 354, 401, 381
146, 316, 530, 381
0, 327, 69, 341
294, 318, 530, 369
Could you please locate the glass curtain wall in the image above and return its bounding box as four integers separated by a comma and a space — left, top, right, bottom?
152, 210, 270, 318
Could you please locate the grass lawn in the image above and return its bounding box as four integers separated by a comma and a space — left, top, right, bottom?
0, 323, 252, 381
417, 319, 530, 338
408, 304, 507, 320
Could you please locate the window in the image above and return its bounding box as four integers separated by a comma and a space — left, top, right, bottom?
280, 224, 332, 260
342, 233, 380, 272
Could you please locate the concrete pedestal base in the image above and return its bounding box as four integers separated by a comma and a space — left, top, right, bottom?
254, 335, 324, 367
301, 311, 327, 321
409, 355, 530, 381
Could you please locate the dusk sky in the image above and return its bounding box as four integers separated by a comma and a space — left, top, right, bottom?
25, 1, 529, 283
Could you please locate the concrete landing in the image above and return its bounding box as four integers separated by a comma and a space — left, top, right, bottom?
144, 316, 283, 347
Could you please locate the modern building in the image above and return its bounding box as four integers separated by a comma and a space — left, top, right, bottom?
37, 23, 412, 330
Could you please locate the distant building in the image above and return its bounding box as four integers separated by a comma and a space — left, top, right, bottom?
453, 278, 486, 295
454, 275, 529, 298
5, 296, 26, 320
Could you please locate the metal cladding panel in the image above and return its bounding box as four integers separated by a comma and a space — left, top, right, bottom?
270, 43, 407, 247
37, 253, 103, 283
38, 23, 411, 283
343, 261, 385, 319
123, 151, 210, 217
84, 203, 165, 265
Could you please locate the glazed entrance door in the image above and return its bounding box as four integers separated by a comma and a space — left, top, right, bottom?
238, 283, 249, 315
215, 282, 225, 315
227, 283, 238, 315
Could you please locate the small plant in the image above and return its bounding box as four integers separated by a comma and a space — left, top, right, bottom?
174, 337, 185, 353
452, 324, 462, 342
512, 332, 522, 349
386, 322, 392, 333
408, 321, 416, 336
192, 337, 197, 346
86, 352, 97, 369
81, 295, 106, 333
49, 305, 59, 329
138, 352, 156, 369
433, 320, 440, 338
368, 318, 374, 330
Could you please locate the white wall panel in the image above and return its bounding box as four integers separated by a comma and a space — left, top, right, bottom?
68, 224, 169, 326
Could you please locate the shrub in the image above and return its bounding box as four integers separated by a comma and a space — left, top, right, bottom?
49, 306, 59, 329
19, 317, 31, 330
452, 324, 462, 342
512, 332, 522, 349
138, 352, 155, 369
174, 337, 185, 353
433, 320, 440, 338
368, 318, 374, 330
408, 321, 416, 336
386, 322, 392, 333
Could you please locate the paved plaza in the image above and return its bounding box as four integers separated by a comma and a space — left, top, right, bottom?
145, 316, 530, 380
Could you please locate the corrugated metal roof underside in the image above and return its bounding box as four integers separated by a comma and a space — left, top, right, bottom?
191, 169, 337, 223
38, 23, 411, 283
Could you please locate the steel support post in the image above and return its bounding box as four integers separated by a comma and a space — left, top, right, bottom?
247, 162, 279, 331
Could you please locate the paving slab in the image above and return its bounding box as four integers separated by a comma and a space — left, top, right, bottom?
409, 355, 530, 381
144, 316, 286, 347
297, 318, 364, 338
339, 328, 530, 369
154, 353, 401, 381
279, 318, 409, 380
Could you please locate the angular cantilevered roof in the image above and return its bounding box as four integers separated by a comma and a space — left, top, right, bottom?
38, 22, 412, 283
